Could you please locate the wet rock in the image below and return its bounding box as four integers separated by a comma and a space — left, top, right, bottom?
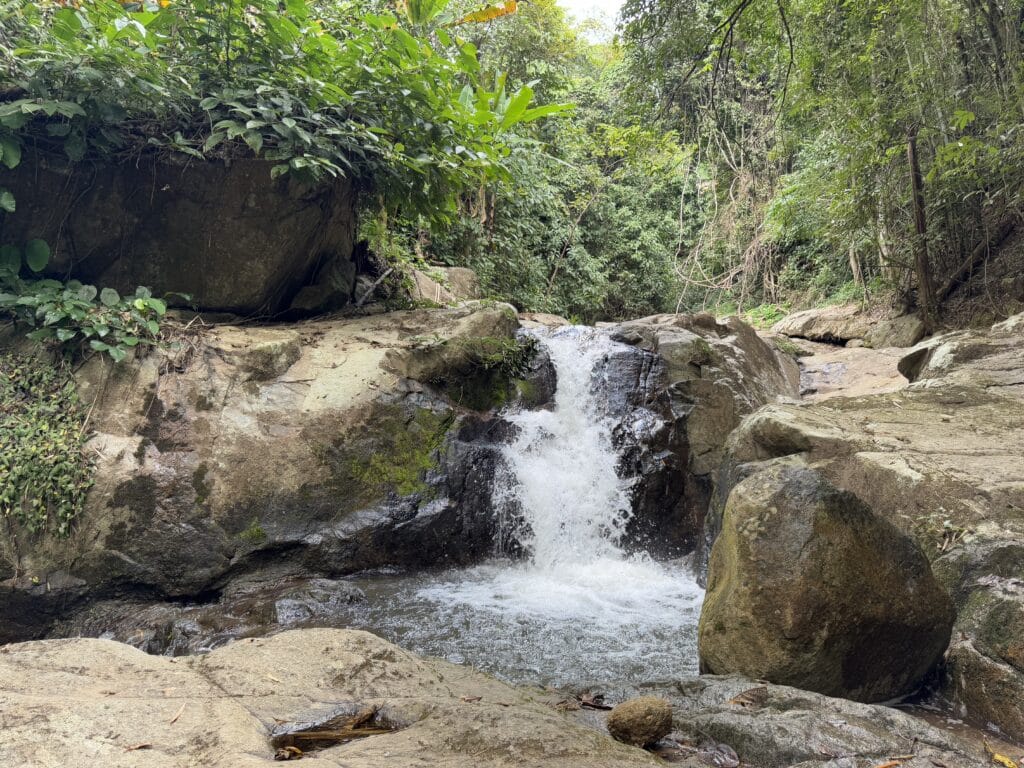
0, 305, 520, 643
699, 463, 954, 702
0, 629, 659, 768
606, 697, 673, 747
643, 675, 992, 768
771, 304, 876, 344
50, 578, 367, 655
603, 314, 799, 557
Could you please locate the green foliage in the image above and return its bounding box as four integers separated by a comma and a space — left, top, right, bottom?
622, 0, 1024, 317
0, 0, 561, 221
455, 333, 538, 380
0, 353, 93, 536
238, 518, 268, 545
343, 406, 455, 498
743, 303, 789, 329
0, 239, 166, 362
418, 13, 689, 321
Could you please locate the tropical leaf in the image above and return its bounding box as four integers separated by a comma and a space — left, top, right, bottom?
453, 0, 517, 25
403, 0, 450, 25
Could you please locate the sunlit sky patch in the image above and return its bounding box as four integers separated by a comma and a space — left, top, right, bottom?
557, 0, 624, 23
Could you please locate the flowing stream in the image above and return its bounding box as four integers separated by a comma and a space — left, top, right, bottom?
341, 327, 704, 693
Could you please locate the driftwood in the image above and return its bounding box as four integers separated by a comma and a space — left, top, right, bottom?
937, 218, 1017, 302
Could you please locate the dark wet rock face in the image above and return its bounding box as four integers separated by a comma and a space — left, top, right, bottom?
2, 152, 357, 314
50, 578, 368, 656
601, 314, 799, 559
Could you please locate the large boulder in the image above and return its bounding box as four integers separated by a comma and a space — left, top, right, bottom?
0, 304, 526, 644
603, 313, 799, 556
771, 304, 876, 344
864, 313, 926, 348
699, 463, 954, 702
0, 629, 658, 768
718, 312, 1024, 738
0, 152, 357, 314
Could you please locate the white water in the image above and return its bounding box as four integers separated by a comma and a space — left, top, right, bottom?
342, 327, 704, 691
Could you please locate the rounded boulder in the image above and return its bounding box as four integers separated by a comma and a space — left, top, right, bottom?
698, 462, 954, 702
606, 696, 673, 747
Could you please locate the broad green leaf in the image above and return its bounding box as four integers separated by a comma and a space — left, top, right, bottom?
500, 86, 533, 129
100, 288, 120, 307
25, 239, 50, 272
0, 136, 21, 170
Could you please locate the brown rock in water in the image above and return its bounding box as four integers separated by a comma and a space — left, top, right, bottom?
606, 697, 673, 747
698, 462, 954, 703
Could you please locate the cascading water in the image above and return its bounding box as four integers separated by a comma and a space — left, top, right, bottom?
340, 326, 704, 693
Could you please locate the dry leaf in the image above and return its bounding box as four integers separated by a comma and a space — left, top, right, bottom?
169, 703, 186, 724
727, 686, 769, 709
985, 740, 1021, 768
124, 743, 152, 752
453, 0, 516, 25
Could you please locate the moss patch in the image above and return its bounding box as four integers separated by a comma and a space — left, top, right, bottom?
239, 517, 267, 545
192, 462, 212, 505
0, 354, 94, 536
317, 404, 455, 505
428, 335, 538, 411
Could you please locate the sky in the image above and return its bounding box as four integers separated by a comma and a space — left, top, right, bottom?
557, 0, 624, 23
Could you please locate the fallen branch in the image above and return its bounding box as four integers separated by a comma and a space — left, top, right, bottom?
355, 267, 396, 308
937, 218, 1016, 303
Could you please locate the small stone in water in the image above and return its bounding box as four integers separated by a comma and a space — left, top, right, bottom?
606, 696, 673, 747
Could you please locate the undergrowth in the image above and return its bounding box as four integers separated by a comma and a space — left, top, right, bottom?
0, 352, 93, 536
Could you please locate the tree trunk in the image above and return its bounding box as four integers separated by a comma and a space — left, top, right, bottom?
907, 129, 937, 332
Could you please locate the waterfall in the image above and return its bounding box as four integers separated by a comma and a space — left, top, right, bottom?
343, 326, 705, 693
496, 327, 634, 567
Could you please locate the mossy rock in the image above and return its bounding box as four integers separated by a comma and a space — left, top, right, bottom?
699, 461, 955, 702
315, 402, 455, 505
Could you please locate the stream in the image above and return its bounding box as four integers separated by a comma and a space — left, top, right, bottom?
332, 327, 704, 692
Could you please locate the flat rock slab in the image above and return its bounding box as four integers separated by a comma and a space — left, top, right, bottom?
648, 675, 996, 768
792, 342, 907, 401
0, 629, 657, 768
